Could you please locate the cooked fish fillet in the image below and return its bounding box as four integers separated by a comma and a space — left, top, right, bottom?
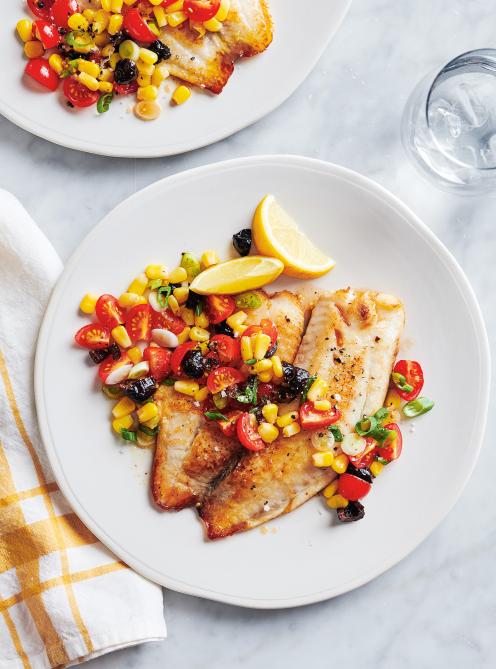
200, 289, 405, 539
151, 290, 305, 511
159, 0, 273, 93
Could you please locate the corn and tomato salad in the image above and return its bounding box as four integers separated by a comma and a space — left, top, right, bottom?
17, 0, 229, 120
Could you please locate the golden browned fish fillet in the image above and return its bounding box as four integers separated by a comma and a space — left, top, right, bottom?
199, 289, 405, 539
151, 290, 305, 510
160, 0, 273, 93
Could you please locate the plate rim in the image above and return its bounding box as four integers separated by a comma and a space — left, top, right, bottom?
35, 154, 491, 608
0, 1, 352, 158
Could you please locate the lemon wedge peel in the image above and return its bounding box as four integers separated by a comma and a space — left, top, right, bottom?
252, 194, 336, 279
189, 256, 284, 295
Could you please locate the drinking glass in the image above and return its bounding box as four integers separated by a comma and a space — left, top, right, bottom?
402, 49, 496, 193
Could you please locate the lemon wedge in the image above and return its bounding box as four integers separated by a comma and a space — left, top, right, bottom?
189, 256, 284, 295
252, 194, 336, 279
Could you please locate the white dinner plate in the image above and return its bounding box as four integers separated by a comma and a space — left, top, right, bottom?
0, 1, 351, 157
35, 156, 490, 608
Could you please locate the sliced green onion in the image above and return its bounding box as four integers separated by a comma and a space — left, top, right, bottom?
213, 393, 228, 410
376, 456, 389, 465
118, 39, 140, 61
235, 292, 263, 310
97, 93, 113, 114
245, 358, 257, 366
369, 426, 395, 443
205, 411, 228, 421
329, 425, 343, 442
161, 377, 175, 386
140, 424, 159, 437
374, 407, 389, 422
149, 278, 162, 290
120, 429, 137, 442
300, 374, 317, 403
391, 372, 414, 394
195, 301, 203, 316
157, 285, 172, 308
102, 385, 124, 399
355, 415, 378, 436
403, 397, 435, 418
181, 252, 201, 281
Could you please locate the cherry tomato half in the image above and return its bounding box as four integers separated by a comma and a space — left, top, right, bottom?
299, 401, 341, 430
63, 75, 99, 107
170, 341, 197, 377
27, 0, 55, 20
349, 437, 377, 469
236, 412, 265, 451
205, 295, 236, 325
34, 19, 61, 48
113, 81, 139, 96
392, 360, 424, 401
98, 352, 131, 383
51, 0, 79, 27
338, 473, 372, 501
74, 323, 110, 349
125, 304, 152, 343
151, 309, 186, 335
207, 366, 245, 394
123, 8, 156, 43
144, 346, 172, 382
25, 58, 59, 91
217, 410, 243, 437
242, 319, 278, 346
95, 294, 125, 329
208, 335, 241, 365
376, 423, 403, 462
184, 0, 220, 22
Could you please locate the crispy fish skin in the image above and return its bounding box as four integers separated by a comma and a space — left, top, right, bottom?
160, 0, 273, 94
199, 289, 405, 539
151, 290, 304, 511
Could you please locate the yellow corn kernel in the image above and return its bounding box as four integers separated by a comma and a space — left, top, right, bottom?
390, 409, 401, 423
203, 17, 222, 31
214, 0, 230, 21
137, 84, 158, 101
174, 380, 199, 397
78, 72, 100, 91
111, 0, 123, 12
142, 414, 160, 430
312, 451, 334, 467
277, 411, 299, 428
94, 8, 111, 28
101, 43, 115, 58
370, 461, 384, 478
262, 403, 278, 424
17, 19, 33, 42
136, 59, 155, 76
94, 30, 110, 46
24, 40, 44, 59
254, 333, 271, 360
168, 295, 181, 315
153, 6, 167, 26
108, 13, 124, 33
83, 8, 96, 21
189, 326, 210, 343
193, 312, 208, 329
148, 21, 160, 36
314, 399, 331, 411
174, 286, 189, 304
112, 415, 133, 433
128, 346, 142, 364
232, 324, 248, 338
111, 325, 132, 349
172, 84, 191, 105
169, 266, 188, 283
258, 371, 273, 383
194, 386, 209, 403
137, 402, 158, 423
252, 358, 272, 374
181, 308, 195, 326
283, 422, 301, 438
201, 250, 220, 268
258, 422, 279, 444
123, 0, 138, 4
101, 0, 112, 10
109, 53, 121, 69
327, 494, 349, 509
270, 355, 283, 378
190, 20, 206, 37
78, 59, 101, 79
98, 80, 113, 93
145, 264, 168, 281
112, 396, 136, 418
99, 67, 113, 82
79, 293, 98, 314
167, 11, 187, 27
226, 311, 247, 329
139, 47, 158, 65
137, 73, 152, 87
152, 64, 168, 86
68, 12, 89, 30
118, 292, 147, 308
385, 389, 402, 412
177, 326, 191, 344
240, 336, 253, 362
331, 453, 349, 474
165, 0, 184, 10
323, 480, 339, 498
307, 377, 329, 403
128, 273, 148, 296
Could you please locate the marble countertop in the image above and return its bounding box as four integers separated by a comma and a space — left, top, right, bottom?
1, 0, 495, 667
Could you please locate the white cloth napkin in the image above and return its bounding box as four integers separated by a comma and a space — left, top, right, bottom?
0, 190, 166, 669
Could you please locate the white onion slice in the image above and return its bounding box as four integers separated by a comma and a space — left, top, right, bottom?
341, 433, 366, 456
105, 364, 133, 385
311, 430, 335, 452
151, 328, 179, 348
128, 361, 150, 379
149, 291, 166, 313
